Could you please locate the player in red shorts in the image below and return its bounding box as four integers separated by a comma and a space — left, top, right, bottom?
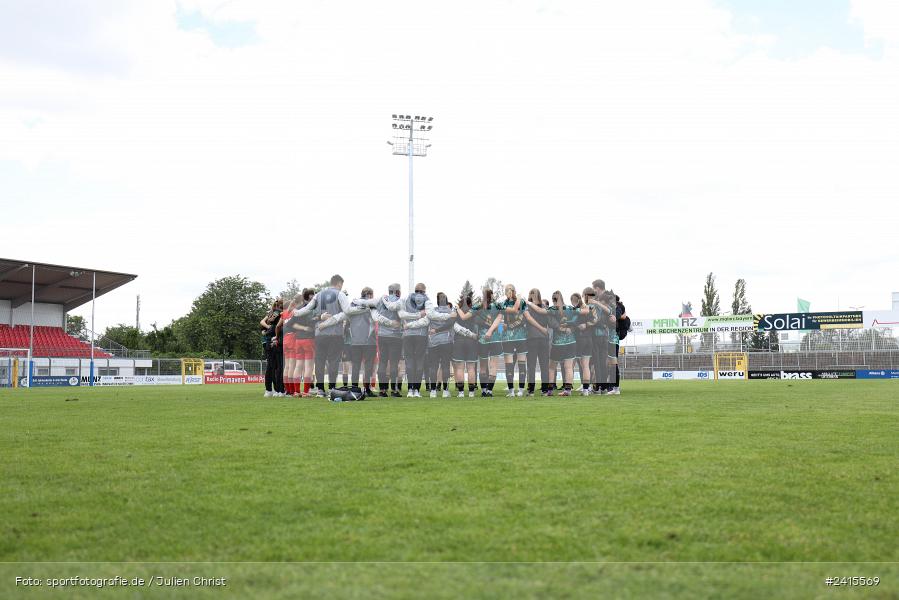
287, 288, 317, 396
281, 294, 302, 396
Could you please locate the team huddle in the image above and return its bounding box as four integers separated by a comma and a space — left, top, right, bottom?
261, 275, 628, 399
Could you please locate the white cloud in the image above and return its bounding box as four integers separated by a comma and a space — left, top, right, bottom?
851, 0, 899, 47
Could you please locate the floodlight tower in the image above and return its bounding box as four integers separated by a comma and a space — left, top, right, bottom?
387, 114, 433, 293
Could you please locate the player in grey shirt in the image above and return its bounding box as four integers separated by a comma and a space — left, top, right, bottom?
291, 274, 350, 395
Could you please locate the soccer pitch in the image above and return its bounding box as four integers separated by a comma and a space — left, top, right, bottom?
2, 382, 896, 599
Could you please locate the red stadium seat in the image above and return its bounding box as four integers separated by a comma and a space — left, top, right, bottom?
0, 325, 113, 358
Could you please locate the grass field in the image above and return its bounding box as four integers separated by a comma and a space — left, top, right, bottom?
1, 381, 897, 599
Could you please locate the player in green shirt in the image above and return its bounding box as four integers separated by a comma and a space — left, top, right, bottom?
501, 283, 528, 397
474, 288, 503, 396
571, 290, 595, 396
452, 291, 479, 397
547, 290, 577, 396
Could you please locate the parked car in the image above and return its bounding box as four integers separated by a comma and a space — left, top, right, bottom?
204, 361, 248, 376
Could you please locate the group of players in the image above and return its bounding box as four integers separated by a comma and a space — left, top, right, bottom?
261, 274, 626, 399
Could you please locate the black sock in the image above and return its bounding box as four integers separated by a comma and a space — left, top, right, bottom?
505, 364, 515, 387
468, 383, 476, 392
456, 382, 464, 392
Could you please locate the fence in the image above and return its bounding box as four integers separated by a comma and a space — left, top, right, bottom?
619, 350, 899, 379
620, 328, 899, 354
80, 328, 152, 359
0, 356, 266, 387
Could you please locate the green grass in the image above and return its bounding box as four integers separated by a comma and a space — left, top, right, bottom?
1, 381, 897, 599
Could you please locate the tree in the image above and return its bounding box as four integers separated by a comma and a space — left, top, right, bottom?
768, 329, 780, 352
457, 280, 474, 306
700, 272, 720, 350
701, 272, 720, 316
145, 321, 186, 356
730, 279, 752, 346
279, 279, 303, 301
178, 275, 271, 360
65, 315, 88, 341
800, 329, 841, 352
730, 279, 749, 315
99, 324, 146, 351
856, 328, 898, 350
748, 329, 781, 352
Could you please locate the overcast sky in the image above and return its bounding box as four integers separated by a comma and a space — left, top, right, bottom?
2, 0, 897, 331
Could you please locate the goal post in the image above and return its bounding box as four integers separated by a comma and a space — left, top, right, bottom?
0, 348, 31, 388
713, 352, 748, 380
181, 358, 204, 384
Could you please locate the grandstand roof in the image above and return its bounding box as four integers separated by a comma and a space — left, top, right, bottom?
0, 258, 137, 312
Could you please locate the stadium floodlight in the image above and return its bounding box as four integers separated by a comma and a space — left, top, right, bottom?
388, 113, 435, 292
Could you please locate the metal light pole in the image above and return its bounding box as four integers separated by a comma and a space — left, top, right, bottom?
388, 114, 433, 292
28, 264, 35, 388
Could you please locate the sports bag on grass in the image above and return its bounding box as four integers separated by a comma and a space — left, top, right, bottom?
328, 386, 366, 402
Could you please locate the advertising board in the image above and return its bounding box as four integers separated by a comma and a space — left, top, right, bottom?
204, 374, 264, 384
652, 370, 712, 380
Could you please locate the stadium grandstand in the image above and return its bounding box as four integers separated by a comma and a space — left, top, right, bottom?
0, 258, 137, 386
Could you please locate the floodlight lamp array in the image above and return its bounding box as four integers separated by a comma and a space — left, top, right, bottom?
391, 114, 435, 131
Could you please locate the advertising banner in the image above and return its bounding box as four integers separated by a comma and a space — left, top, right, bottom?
652, 370, 712, 380
749, 370, 857, 380
855, 369, 899, 379
716, 370, 746, 380
132, 375, 194, 385
204, 374, 264, 384
811, 370, 857, 379
754, 311, 863, 331
29, 376, 80, 387
861, 311, 899, 329
79, 375, 138, 386
631, 315, 755, 335
65, 375, 205, 386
